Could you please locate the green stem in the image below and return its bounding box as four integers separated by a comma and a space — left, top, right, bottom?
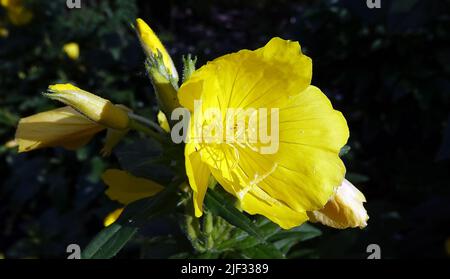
128, 113, 166, 143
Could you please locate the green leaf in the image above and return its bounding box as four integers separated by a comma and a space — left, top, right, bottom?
81, 180, 180, 259
216, 218, 280, 251
269, 223, 322, 254
204, 189, 264, 241
81, 223, 138, 259
241, 243, 286, 259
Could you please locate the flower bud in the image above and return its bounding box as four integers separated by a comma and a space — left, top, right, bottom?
15, 106, 104, 152
44, 84, 129, 130
147, 67, 180, 116
136, 18, 178, 81
157, 111, 170, 133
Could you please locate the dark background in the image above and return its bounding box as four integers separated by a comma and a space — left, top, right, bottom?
0, 0, 449, 258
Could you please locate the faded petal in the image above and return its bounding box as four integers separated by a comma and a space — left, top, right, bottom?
308, 179, 369, 229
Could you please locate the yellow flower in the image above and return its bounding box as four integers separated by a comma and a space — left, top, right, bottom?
136, 18, 178, 81
45, 83, 130, 130
15, 106, 105, 152
4, 139, 18, 148
102, 169, 164, 205
0, 27, 8, 38
157, 110, 170, 133
307, 179, 368, 229
63, 42, 80, 60
103, 208, 124, 227
1, 0, 33, 26
178, 37, 351, 229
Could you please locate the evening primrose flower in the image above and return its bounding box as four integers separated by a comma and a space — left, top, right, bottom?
102, 169, 164, 205
136, 18, 178, 81
15, 106, 105, 152
307, 179, 368, 229
44, 84, 130, 130
178, 37, 353, 229
63, 42, 80, 60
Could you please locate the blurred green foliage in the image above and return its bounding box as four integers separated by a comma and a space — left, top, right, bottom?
1, 0, 449, 258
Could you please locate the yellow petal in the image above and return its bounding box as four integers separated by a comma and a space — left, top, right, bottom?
185, 142, 211, 217
63, 42, 80, 60
135, 18, 178, 80
102, 169, 164, 205
307, 179, 369, 229
45, 83, 129, 130
15, 106, 104, 152
103, 207, 124, 227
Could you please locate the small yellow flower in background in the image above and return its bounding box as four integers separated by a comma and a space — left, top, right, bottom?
157, 111, 170, 133
4, 139, 18, 148
307, 179, 368, 229
179, 37, 355, 229
103, 208, 124, 227
63, 42, 80, 60
1, 0, 33, 26
136, 18, 178, 81
0, 27, 8, 38
45, 83, 130, 130
102, 169, 164, 205
15, 106, 104, 152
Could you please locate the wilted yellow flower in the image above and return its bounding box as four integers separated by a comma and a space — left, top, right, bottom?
307, 179, 368, 229
63, 42, 80, 60
178, 37, 352, 229
103, 208, 124, 227
157, 111, 170, 133
15, 106, 105, 152
102, 169, 164, 205
45, 84, 130, 130
1, 0, 33, 26
136, 18, 178, 81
